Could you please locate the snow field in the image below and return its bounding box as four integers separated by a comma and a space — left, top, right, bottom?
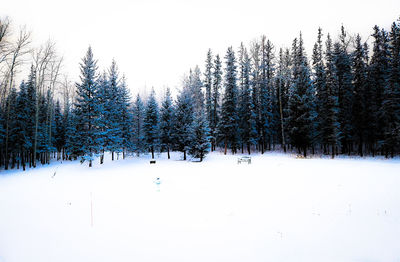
0, 152, 399, 262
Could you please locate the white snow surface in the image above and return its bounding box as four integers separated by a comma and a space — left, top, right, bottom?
0, 152, 400, 262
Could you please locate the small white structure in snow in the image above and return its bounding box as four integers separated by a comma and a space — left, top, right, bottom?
237, 156, 251, 164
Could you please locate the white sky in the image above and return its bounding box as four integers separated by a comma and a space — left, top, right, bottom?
2, 0, 399, 96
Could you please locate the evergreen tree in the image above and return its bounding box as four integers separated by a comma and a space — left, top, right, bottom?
352, 34, 369, 156
26, 66, 37, 167
259, 36, 275, 152
210, 54, 222, 151
323, 34, 341, 157
104, 60, 124, 160
381, 21, 400, 156
189, 111, 210, 161
118, 76, 132, 158
218, 47, 239, 154
287, 34, 316, 157
65, 106, 82, 159
132, 94, 146, 156
238, 43, 257, 154
190, 66, 204, 113
334, 26, 354, 154
53, 100, 66, 160
368, 26, 390, 155
143, 88, 159, 159
159, 87, 175, 159
173, 86, 194, 160
14, 82, 30, 170
312, 28, 326, 147
204, 49, 213, 127
4, 88, 18, 169
74, 46, 101, 167
276, 48, 291, 152
95, 72, 108, 164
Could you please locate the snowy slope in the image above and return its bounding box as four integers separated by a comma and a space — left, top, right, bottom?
0, 152, 399, 262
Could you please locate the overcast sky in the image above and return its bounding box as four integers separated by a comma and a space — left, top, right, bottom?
2, 0, 400, 96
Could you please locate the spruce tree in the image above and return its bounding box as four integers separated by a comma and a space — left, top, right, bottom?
276, 48, 291, 152
312, 28, 326, 148
381, 21, 400, 157
14, 82, 30, 170
74, 46, 101, 167
352, 34, 369, 156
189, 111, 210, 161
105, 60, 124, 160
259, 37, 275, 152
173, 86, 194, 160
287, 34, 316, 157
159, 87, 175, 159
218, 47, 239, 154
238, 43, 257, 154
334, 26, 354, 154
323, 34, 341, 157
119, 76, 132, 158
368, 26, 390, 155
132, 94, 146, 156
143, 88, 159, 159
53, 100, 66, 160
204, 49, 213, 127
210, 54, 222, 151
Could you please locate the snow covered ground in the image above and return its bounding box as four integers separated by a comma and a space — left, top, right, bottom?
0, 152, 400, 262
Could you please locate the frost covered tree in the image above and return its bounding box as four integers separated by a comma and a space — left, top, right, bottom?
103, 60, 124, 160
352, 34, 369, 156
116, 76, 132, 158
132, 94, 146, 156
189, 66, 204, 113
53, 100, 66, 160
368, 26, 390, 155
74, 46, 101, 167
189, 111, 210, 161
275, 48, 291, 152
238, 43, 257, 154
322, 34, 341, 157
259, 36, 275, 152
287, 34, 316, 157
173, 86, 194, 160
143, 88, 159, 159
312, 28, 326, 147
334, 26, 354, 154
204, 49, 213, 127
381, 21, 400, 157
210, 54, 222, 151
218, 47, 239, 154
159, 87, 175, 159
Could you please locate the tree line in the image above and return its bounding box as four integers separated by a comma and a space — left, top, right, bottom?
1, 17, 399, 170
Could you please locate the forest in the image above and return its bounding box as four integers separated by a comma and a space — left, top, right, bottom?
0, 16, 399, 170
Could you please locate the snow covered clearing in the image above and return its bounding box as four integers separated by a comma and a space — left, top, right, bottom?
0, 152, 400, 262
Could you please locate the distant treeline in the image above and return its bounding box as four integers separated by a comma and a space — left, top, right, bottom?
1, 17, 399, 170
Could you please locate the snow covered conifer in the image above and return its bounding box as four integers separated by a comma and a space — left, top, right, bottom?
218, 47, 239, 154
287, 34, 317, 157
74, 46, 101, 167
132, 94, 145, 156
204, 49, 213, 129
210, 54, 222, 151
173, 86, 194, 160
143, 88, 159, 159
159, 87, 175, 159
238, 43, 257, 154
189, 111, 210, 161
